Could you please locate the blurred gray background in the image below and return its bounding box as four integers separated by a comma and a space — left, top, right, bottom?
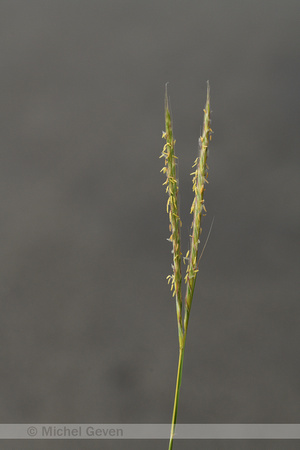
0, 1, 299, 449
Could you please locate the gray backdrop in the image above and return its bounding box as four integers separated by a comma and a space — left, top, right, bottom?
1, 1, 299, 449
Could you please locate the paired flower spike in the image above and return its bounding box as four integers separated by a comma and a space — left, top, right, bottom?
162, 82, 212, 450
161, 82, 212, 348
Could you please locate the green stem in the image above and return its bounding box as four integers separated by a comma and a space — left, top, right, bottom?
168, 344, 185, 450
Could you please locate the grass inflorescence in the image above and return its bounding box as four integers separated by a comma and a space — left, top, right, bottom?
160, 82, 212, 450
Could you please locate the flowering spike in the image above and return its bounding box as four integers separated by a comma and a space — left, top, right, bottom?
161, 84, 183, 345
184, 81, 212, 334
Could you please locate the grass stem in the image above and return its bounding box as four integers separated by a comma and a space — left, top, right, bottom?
168, 345, 185, 450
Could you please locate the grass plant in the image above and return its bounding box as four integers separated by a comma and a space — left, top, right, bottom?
160, 82, 212, 449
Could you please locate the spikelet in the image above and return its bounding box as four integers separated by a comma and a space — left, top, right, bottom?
183, 82, 212, 333
161, 85, 183, 344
